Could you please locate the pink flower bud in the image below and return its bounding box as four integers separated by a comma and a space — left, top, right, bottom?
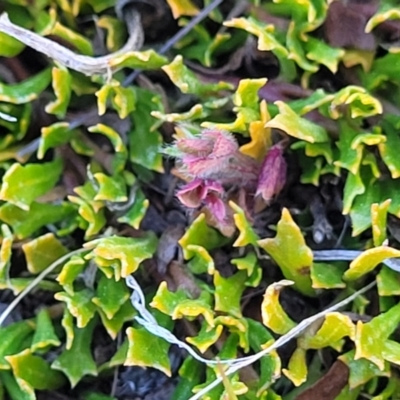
175, 129, 259, 188
256, 144, 287, 205
176, 179, 227, 222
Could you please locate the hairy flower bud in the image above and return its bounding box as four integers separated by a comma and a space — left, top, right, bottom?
175, 129, 259, 188
255, 143, 287, 206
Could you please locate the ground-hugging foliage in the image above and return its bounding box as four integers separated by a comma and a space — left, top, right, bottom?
0, 0, 400, 399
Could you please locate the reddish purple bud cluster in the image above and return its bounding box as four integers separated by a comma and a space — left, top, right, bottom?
173, 129, 287, 232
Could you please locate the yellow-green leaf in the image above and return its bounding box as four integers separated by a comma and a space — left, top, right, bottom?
377, 266, 400, 296
166, 0, 199, 18
261, 280, 296, 335
230, 202, 260, 247
31, 309, 61, 352
45, 66, 71, 117
0, 69, 51, 104
0, 159, 63, 210
6, 349, 65, 390
282, 347, 307, 386
126, 327, 171, 376
22, 233, 68, 274
54, 289, 97, 328
299, 312, 355, 350
266, 101, 328, 143
344, 246, 400, 281
258, 208, 314, 296
179, 213, 224, 259
371, 200, 391, 247
85, 234, 157, 280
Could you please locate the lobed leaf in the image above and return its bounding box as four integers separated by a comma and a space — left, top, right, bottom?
52, 318, 97, 387
125, 327, 171, 376
258, 208, 314, 296
0, 159, 63, 210
266, 101, 329, 143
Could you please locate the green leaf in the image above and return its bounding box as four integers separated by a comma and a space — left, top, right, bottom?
203, 78, 267, 133
349, 177, 381, 236
126, 327, 171, 376
0, 68, 51, 104
0, 201, 76, 239
186, 324, 224, 353
378, 118, 400, 179
334, 121, 363, 174
22, 233, 68, 274
214, 270, 247, 318
6, 349, 65, 390
98, 300, 136, 340
233, 77, 266, 112
152, 103, 207, 123
339, 350, 390, 389
377, 266, 400, 296
96, 16, 126, 52
31, 309, 61, 352
45, 66, 72, 117
150, 282, 215, 326
343, 171, 366, 215
92, 273, 130, 319
371, 200, 390, 247
95, 79, 136, 119
129, 88, 164, 172
224, 17, 288, 57
286, 22, 318, 73
305, 37, 344, 73
179, 213, 224, 259
0, 320, 34, 370
0, 224, 13, 283
344, 246, 400, 281
0, 103, 32, 150
162, 55, 233, 96
99, 339, 128, 371
88, 124, 128, 174
310, 262, 346, 289
230, 202, 260, 247
38, 122, 74, 159
0, 32, 25, 57
61, 308, 74, 350
0, 159, 63, 210
231, 252, 262, 287
247, 319, 280, 394
85, 233, 158, 280
299, 312, 355, 350
173, 357, 204, 400
108, 49, 168, 70
215, 317, 249, 352
365, 6, 400, 33
52, 318, 97, 387
282, 347, 307, 386
68, 195, 106, 238
258, 208, 315, 296
187, 245, 215, 275
54, 289, 97, 328
266, 101, 328, 143
38, 8, 93, 55
329, 86, 382, 119
56, 255, 87, 295
116, 188, 149, 230
0, 370, 34, 400
93, 172, 127, 203
354, 302, 400, 370
261, 280, 296, 335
